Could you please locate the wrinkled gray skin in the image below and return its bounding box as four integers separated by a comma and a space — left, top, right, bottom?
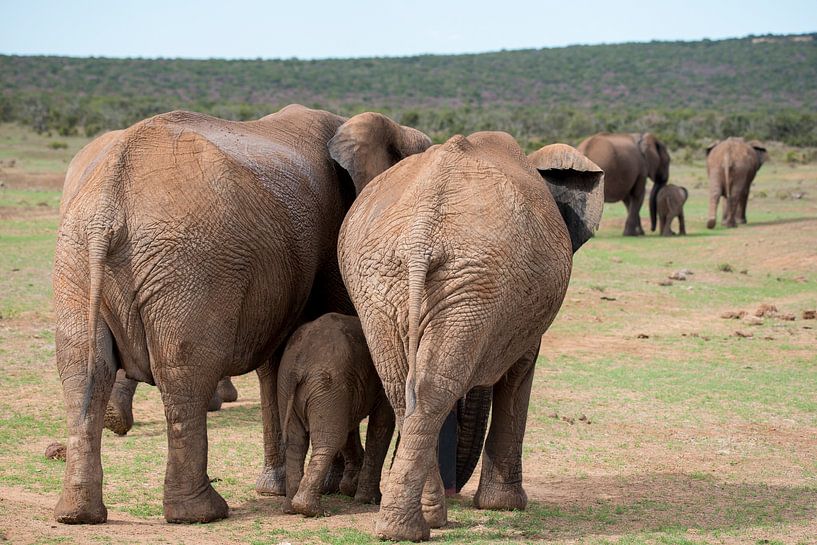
279, 313, 395, 517
53, 105, 429, 525
656, 184, 688, 237
706, 137, 767, 228
577, 132, 670, 236
337, 136, 604, 541
103, 372, 238, 436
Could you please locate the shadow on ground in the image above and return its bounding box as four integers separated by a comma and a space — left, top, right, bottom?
443, 472, 817, 540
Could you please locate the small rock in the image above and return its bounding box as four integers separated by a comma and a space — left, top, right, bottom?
658, 279, 673, 286
778, 313, 796, 321
679, 269, 694, 276
791, 192, 805, 199
744, 316, 764, 326
600, 296, 617, 301
754, 304, 778, 317
735, 330, 753, 338
669, 271, 687, 281
45, 442, 66, 461
803, 310, 816, 320
721, 311, 746, 319
636, 333, 649, 339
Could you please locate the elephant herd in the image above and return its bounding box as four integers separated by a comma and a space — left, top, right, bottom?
51, 104, 765, 541
578, 132, 767, 236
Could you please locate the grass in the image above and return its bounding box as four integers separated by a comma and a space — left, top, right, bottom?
0, 123, 816, 544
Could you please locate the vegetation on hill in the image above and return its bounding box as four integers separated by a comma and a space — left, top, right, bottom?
1, 33, 815, 150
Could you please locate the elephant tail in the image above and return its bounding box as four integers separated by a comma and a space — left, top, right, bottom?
405, 250, 430, 420
80, 223, 113, 423
280, 370, 302, 446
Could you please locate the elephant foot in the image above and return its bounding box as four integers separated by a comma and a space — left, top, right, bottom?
375, 506, 430, 542
291, 490, 322, 517
207, 390, 223, 412
474, 481, 528, 511
216, 377, 238, 403
339, 472, 359, 497
725, 221, 737, 229
164, 484, 228, 523
255, 464, 286, 496
421, 495, 447, 528
104, 400, 133, 436
706, 219, 716, 229
55, 488, 107, 524
282, 496, 295, 514
354, 486, 381, 504
737, 218, 747, 225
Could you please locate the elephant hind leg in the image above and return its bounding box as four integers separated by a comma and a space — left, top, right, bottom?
376, 371, 459, 541
474, 343, 538, 512
154, 345, 229, 523
55, 317, 118, 524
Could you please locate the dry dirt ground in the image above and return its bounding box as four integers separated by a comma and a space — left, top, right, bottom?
1, 128, 816, 544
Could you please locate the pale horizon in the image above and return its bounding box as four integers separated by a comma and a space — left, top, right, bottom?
2, 0, 816, 61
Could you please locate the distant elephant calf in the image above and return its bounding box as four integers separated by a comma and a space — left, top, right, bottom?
655, 184, 688, 236
279, 313, 395, 518
706, 137, 767, 228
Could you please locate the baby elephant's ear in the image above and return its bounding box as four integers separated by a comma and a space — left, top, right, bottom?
528, 143, 604, 253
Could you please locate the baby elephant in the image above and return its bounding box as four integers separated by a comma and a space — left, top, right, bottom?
279, 313, 395, 517
655, 183, 688, 236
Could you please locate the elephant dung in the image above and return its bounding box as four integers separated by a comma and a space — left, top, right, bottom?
743, 316, 764, 326
754, 304, 779, 317
802, 310, 816, 320
45, 442, 66, 461
720, 310, 746, 319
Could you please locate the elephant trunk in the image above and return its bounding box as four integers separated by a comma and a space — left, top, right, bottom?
455, 386, 492, 492
649, 179, 665, 232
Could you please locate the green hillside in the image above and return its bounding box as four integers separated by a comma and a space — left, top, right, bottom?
1, 33, 815, 149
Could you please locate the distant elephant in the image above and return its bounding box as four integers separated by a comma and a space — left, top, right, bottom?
577, 132, 670, 236
706, 137, 767, 228
336, 135, 603, 541
655, 184, 688, 236
278, 313, 395, 517
53, 105, 430, 525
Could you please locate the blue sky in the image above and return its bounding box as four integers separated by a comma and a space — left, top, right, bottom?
2, 0, 815, 59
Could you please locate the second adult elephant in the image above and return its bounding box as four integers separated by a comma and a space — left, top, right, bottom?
336, 134, 603, 541
706, 137, 767, 228
578, 132, 670, 236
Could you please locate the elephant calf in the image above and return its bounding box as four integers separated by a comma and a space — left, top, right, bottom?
656, 184, 688, 236
279, 313, 395, 517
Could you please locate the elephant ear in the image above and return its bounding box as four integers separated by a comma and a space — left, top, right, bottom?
329, 112, 432, 193
637, 133, 661, 176
706, 141, 720, 156
748, 140, 768, 164
528, 143, 604, 253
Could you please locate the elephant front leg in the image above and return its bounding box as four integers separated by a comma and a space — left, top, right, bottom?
54, 324, 118, 524
474, 344, 537, 511
160, 384, 228, 523
104, 369, 137, 436
255, 359, 286, 495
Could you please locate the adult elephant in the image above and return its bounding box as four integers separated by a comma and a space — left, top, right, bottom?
577, 132, 670, 236
53, 105, 430, 525
336, 134, 603, 541
706, 137, 767, 228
